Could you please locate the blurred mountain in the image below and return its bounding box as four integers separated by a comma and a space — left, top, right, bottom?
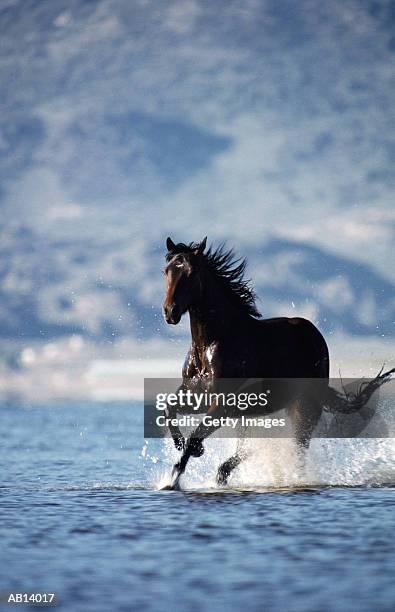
1, 0, 394, 349
1, 223, 393, 342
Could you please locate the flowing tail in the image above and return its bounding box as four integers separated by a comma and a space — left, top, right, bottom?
324, 367, 395, 415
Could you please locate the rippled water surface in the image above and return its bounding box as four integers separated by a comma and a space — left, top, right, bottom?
1, 402, 395, 612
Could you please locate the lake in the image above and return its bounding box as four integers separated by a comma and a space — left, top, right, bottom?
1, 402, 395, 611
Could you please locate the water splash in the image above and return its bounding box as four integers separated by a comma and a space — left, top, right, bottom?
149, 432, 395, 491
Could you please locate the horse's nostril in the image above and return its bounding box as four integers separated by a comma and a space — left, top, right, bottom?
164, 304, 173, 320
164, 304, 180, 324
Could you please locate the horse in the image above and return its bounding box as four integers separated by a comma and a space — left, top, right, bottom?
161, 236, 394, 490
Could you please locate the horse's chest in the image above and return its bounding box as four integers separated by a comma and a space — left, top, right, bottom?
194, 344, 218, 379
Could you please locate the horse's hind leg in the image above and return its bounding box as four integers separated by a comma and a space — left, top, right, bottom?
216, 453, 243, 485
216, 442, 249, 486
289, 397, 322, 453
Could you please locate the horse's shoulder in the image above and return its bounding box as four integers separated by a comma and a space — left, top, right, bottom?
182, 347, 197, 377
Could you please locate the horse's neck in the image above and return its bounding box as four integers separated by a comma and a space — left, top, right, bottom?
188, 274, 240, 348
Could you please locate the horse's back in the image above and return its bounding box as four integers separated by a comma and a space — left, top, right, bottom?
251, 316, 329, 378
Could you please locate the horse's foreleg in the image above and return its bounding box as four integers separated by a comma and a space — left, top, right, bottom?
165, 384, 188, 451
167, 419, 222, 490
166, 415, 185, 451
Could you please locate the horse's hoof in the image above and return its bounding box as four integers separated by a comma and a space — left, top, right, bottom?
160, 482, 182, 491
216, 469, 228, 487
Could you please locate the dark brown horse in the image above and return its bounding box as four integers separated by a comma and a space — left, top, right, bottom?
162, 237, 393, 490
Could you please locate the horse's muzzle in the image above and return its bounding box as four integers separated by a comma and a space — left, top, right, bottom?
163, 304, 181, 324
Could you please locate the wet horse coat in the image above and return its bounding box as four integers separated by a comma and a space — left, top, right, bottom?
162, 237, 329, 488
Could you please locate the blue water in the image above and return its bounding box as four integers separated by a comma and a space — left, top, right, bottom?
1, 402, 395, 612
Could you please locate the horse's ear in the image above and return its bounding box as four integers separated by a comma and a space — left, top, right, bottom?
166, 237, 176, 252
196, 236, 207, 255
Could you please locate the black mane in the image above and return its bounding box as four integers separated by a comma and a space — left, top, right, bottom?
167, 241, 261, 319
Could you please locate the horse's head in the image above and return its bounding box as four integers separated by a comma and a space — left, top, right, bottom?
163, 236, 207, 324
